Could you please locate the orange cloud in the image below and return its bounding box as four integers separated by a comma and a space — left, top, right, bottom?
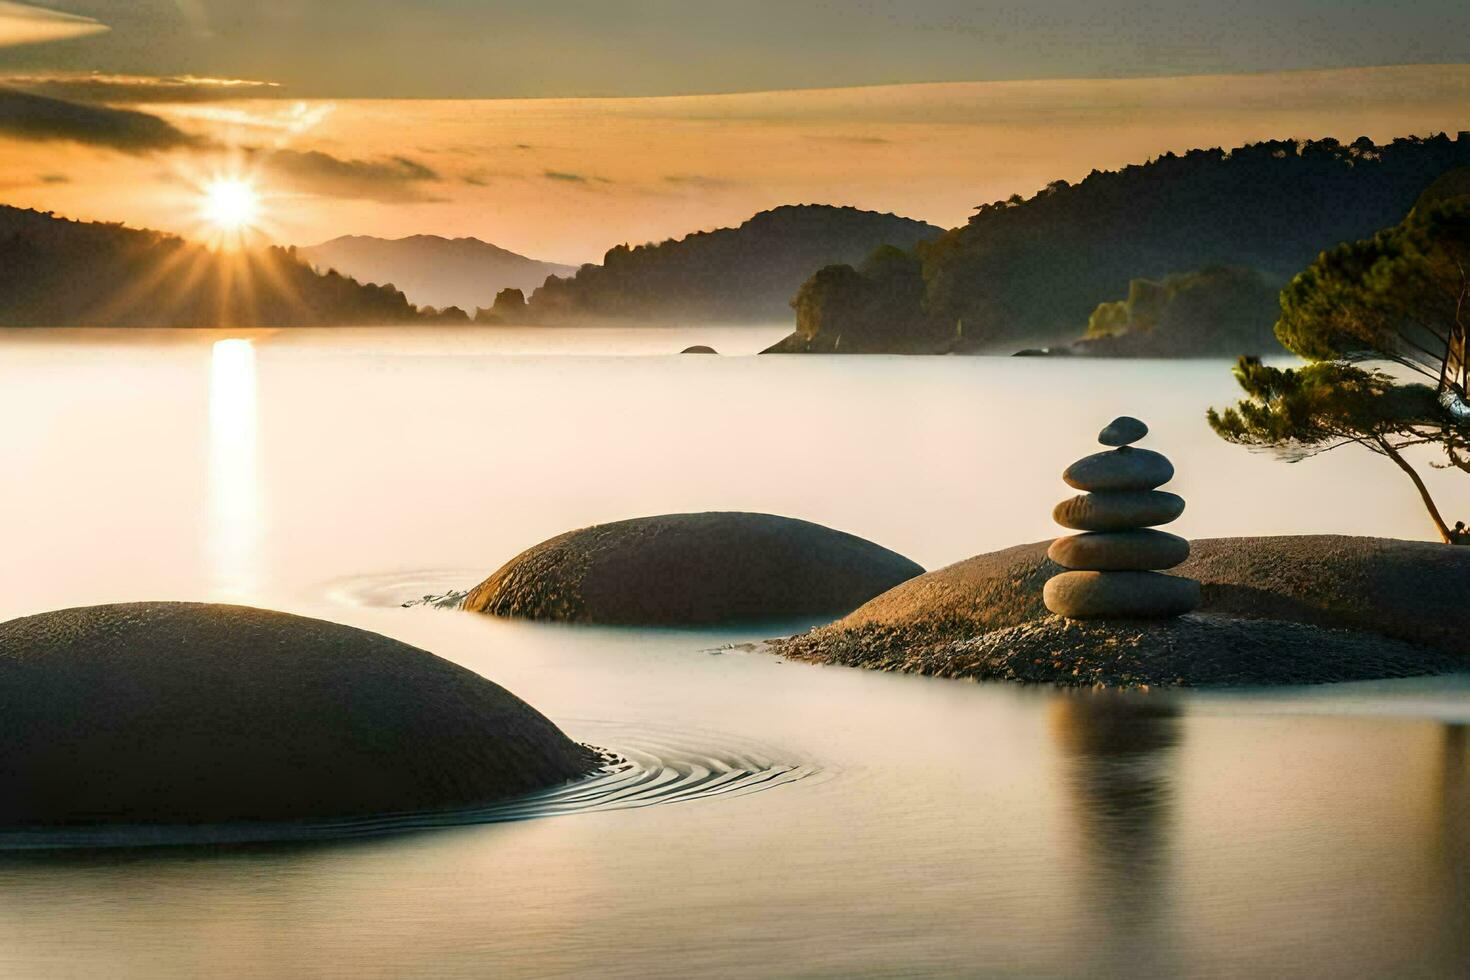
0, 1, 107, 49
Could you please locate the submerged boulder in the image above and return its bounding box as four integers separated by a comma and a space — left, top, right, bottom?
0, 602, 600, 827
463, 512, 924, 625
769, 535, 1470, 686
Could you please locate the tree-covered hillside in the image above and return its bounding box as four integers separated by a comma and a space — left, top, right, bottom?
768, 134, 1470, 354
0, 207, 424, 327
528, 204, 943, 323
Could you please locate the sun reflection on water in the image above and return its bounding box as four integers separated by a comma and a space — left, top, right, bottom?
208, 338, 263, 598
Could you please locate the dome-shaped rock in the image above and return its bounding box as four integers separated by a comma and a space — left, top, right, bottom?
462, 512, 924, 625
1062, 447, 1174, 492
680, 345, 718, 354
1098, 416, 1148, 447
1054, 491, 1186, 531
1047, 529, 1191, 571
1043, 570, 1202, 619
0, 602, 600, 828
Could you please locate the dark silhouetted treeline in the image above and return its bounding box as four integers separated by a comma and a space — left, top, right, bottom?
0, 206, 426, 327
1049, 266, 1285, 357
768, 134, 1470, 354
527, 204, 942, 323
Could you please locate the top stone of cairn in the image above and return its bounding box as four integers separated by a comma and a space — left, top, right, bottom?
1098, 416, 1148, 447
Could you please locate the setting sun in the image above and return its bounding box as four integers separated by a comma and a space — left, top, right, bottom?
200, 178, 261, 232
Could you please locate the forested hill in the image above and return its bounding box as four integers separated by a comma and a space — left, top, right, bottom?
0, 207, 425, 327
767, 133, 1470, 354
527, 205, 944, 323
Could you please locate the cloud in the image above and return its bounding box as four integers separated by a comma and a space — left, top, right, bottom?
662, 173, 736, 189
544, 169, 611, 184
250, 148, 442, 202
0, 87, 198, 151
0, 85, 439, 202
0, 71, 282, 103
37, 172, 68, 183
0, 1, 107, 49
804, 134, 892, 145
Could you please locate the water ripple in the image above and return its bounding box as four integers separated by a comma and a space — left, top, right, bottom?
0, 722, 823, 851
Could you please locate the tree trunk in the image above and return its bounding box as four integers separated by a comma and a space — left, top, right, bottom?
1376, 437, 1460, 544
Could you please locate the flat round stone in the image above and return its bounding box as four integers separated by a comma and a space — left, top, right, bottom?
1063, 447, 1174, 492
1099, 416, 1149, 447
1047, 529, 1191, 571
1043, 570, 1201, 619
1054, 490, 1185, 531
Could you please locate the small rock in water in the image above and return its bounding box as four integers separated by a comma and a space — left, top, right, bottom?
1063, 447, 1174, 492
1098, 416, 1148, 447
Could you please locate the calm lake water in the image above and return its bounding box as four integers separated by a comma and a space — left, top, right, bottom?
0, 327, 1467, 978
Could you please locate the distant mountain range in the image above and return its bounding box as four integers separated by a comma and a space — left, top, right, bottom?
527, 205, 944, 323
767, 133, 1470, 354
0, 206, 427, 327
296, 235, 575, 313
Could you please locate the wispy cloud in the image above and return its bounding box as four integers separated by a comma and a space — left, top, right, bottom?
0, 83, 440, 203
0, 1, 107, 49
544, 169, 612, 184
804, 134, 892, 145
0, 71, 282, 104
251, 149, 443, 202
0, 88, 199, 151
663, 173, 737, 189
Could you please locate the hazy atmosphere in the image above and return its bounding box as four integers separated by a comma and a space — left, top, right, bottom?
3, 3, 1469, 978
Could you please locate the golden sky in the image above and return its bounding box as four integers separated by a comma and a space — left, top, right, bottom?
3, 64, 1470, 263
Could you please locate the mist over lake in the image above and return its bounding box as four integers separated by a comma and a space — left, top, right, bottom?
0, 327, 1464, 977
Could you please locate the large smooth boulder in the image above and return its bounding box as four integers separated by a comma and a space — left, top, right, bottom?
0, 603, 600, 827
770, 535, 1470, 683
463, 512, 924, 625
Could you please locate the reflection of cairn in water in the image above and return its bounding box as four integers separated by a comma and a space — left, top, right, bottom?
1044, 416, 1201, 619
1433, 725, 1470, 971
1049, 693, 1181, 963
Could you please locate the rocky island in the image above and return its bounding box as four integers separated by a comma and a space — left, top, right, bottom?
769, 417, 1470, 687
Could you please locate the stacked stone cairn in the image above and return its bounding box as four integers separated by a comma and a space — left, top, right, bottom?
1043, 416, 1201, 619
